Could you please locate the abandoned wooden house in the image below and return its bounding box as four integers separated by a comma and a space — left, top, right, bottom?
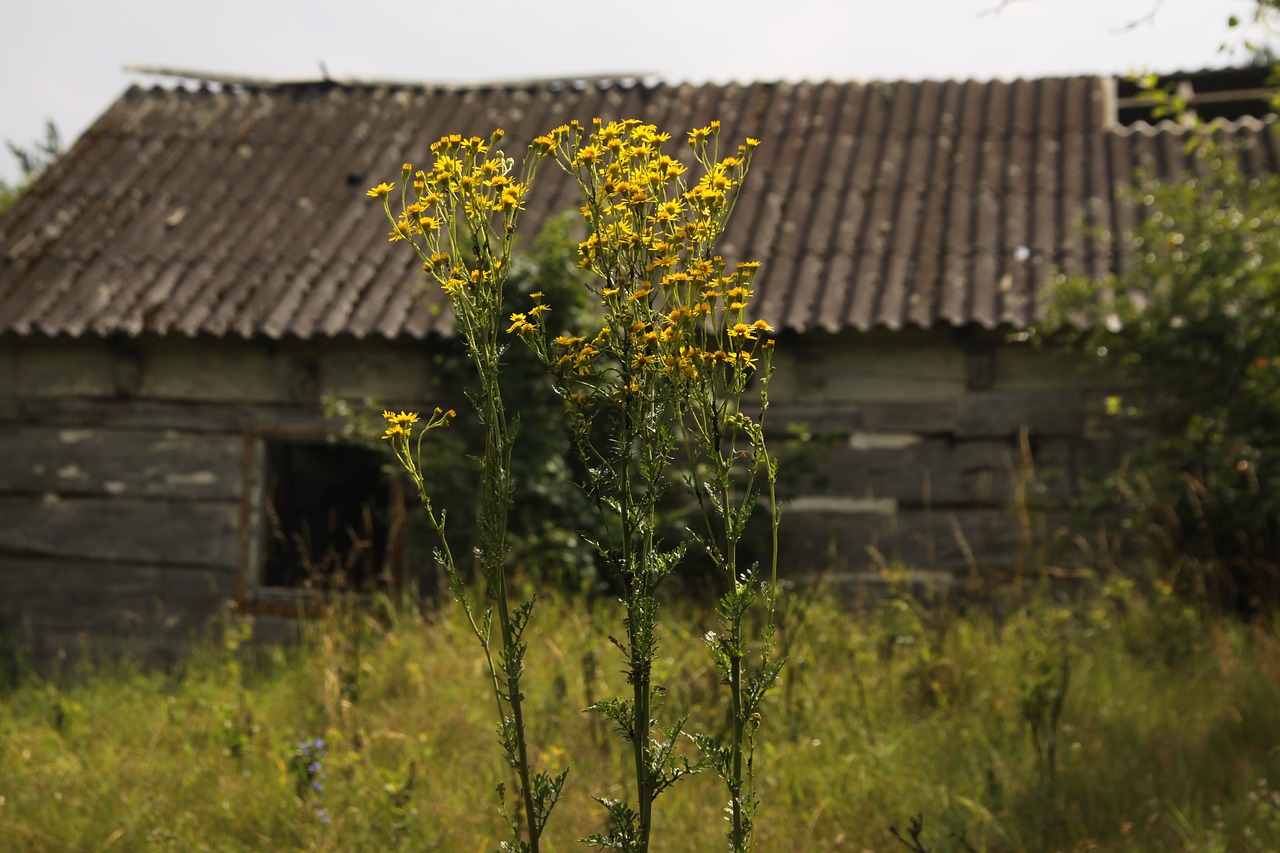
2, 66, 1277, 657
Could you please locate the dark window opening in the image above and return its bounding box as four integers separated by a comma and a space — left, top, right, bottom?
1115, 66, 1279, 127
260, 440, 393, 591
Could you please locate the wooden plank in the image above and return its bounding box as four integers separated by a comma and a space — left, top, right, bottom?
137, 338, 313, 403
0, 496, 240, 569
852, 400, 961, 434
956, 389, 1086, 438
767, 348, 828, 407
0, 426, 243, 499
821, 335, 968, 404
1, 336, 450, 406
0, 397, 329, 432
779, 505, 1074, 575
778, 436, 1079, 506
0, 557, 236, 660
319, 344, 450, 402
769, 394, 1082, 440
0, 338, 119, 398
992, 344, 1086, 391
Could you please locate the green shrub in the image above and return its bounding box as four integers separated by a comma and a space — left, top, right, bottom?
1040, 135, 1280, 609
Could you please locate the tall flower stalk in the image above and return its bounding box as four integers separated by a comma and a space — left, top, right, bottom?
374, 119, 783, 853
514, 119, 783, 852
372, 132, 565, 853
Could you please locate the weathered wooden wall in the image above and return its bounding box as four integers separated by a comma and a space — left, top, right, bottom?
766, 327, 1114, 590
0, 335, 445, 661
0, 327, 1115, 659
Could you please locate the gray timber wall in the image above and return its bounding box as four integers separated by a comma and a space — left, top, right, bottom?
0, 334, 443, 662
767, 327, 1112, 590
0, 327, 1113, 660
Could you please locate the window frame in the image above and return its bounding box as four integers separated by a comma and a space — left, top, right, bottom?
238, 428, 406, 609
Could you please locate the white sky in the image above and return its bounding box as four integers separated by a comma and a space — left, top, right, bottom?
0, 0, 1267, 183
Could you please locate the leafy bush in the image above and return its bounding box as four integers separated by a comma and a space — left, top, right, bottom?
1040, 135, 1280, 609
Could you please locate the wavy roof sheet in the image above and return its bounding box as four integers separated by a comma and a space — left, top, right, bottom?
2, 75, 1277, 339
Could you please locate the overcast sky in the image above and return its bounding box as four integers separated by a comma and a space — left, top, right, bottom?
0, 0, 1265, 183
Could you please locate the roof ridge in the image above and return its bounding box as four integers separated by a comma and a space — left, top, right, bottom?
123, 63, 664, 92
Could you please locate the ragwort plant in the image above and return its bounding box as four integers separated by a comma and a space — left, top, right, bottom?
374, 119, 782, 853
514, 119, 782, 852
372, 132, 565, 853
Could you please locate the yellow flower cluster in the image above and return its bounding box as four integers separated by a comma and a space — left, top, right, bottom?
380, 407, 456, 442
531, 119, 754, 283
380, 409, 420, 440
508, 119, 774, 401
370, 129, 541, 320
381, 130, 529, 246
372, 117, 774, 419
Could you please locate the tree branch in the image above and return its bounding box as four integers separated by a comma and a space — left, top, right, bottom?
1111, 0, 1166, 32
979, 0, 1167, 32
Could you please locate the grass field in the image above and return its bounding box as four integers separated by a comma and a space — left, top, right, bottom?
2, 575, 1278, 852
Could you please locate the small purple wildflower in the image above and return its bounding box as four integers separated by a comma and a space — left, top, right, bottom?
290, 736, 329, 804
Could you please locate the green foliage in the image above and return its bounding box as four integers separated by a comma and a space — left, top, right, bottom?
3, 584, 1280, 851
1225, 1, 1280, 60
1040, 137, 1280, 608
0, 120, 61, 217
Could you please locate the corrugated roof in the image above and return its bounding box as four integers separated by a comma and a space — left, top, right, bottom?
1, 75, 1277, 339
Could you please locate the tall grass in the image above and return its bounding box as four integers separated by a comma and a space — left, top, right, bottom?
2, 579, 1279, 851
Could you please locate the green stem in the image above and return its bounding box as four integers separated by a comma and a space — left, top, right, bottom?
621, 386, 654, 853
478, 342, 541, 853
725, 504, 746, 851
415, 484, 507, 735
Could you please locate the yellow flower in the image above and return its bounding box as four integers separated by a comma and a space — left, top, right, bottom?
367, 182, 396, 198
751, 319, 774, 333
575, 144, 604, 165
507, 313, 530, 334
